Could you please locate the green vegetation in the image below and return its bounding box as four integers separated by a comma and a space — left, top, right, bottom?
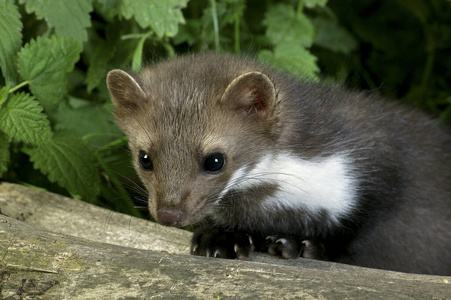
0, 0, 450, 216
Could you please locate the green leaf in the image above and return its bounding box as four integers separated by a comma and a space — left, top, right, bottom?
95, 0, 119, 20
0, 131, 10, 176
305, 0, 328, 8
0, 84, 10, 107
17, 35, 82, 109
0, 0, 22, 84
25, 132, 101, 201
203, 0, 246, 28
264, 4, 315, 48
259, 43, 319, 82
86, 38, 116, 93
54, 97, 121, 148
172, 19, 202, 46
119, 0, 188, 38
131, 32, 152, 72
19, 0, 92, 45
0, 92, 52, 144
313, 17, 357, 54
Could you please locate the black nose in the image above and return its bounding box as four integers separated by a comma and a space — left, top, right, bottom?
157, 210, 183, 227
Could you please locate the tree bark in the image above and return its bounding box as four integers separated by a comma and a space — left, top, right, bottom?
0, 182, 449, 299
0, 182, 191, 255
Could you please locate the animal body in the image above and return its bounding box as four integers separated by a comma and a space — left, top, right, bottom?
107, 54, 451, 275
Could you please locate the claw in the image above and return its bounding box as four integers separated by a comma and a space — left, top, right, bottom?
214, 249, 221, 258
266, 235, 277, 244
276, 238, 287, 245
191, 244, 199, 254
248, 235, 255, 251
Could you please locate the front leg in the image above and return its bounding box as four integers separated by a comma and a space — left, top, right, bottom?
191, 227, 257, 259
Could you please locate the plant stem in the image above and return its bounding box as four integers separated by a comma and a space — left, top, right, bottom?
297, 0, 304, 16
9, 81, 30, 94
121, 33, 150, 40
162, 40, 176, 57
92, 136, 128, 155
210, 0, 220, 52
132, 32, 152, 72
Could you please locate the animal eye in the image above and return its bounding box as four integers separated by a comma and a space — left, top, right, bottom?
139, 151, 153, 171
203, 153, 225, 173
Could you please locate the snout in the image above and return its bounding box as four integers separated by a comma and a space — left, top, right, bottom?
156, 209, 184, 227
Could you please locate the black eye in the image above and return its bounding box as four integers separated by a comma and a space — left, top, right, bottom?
203, 153, 225, 173
139, 151, 153, 171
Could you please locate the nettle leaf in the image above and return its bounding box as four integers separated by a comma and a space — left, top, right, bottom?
119, 0, 188, 37
172, 18, 202, 46
96, 0, 120, 20
264, 4, 315, 48
17, 35, 82, 109
203, 0, 246, 28
259, 43, 319, 82
54, 97, 121, 148
0, 131, 10, 175
25, 133, 101, 201
195, 0, 245, 45
86, 38, 116, 92
19, 0, 92, 45
0, 0, 22, 84
0, 92, 52, 144
305, 0, 328, 8
0, 84, 10, 107
313, 17, 357, 54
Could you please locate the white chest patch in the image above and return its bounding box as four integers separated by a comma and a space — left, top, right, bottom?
224, 152, 358, 223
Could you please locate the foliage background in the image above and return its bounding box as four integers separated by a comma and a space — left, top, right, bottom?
1, 0, 450, 218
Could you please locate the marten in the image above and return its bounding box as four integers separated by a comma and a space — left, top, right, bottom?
107, 54, 451, 275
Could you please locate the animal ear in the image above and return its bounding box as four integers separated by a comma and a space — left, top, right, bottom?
220, 71, 276, 117
106, 69, 147, 108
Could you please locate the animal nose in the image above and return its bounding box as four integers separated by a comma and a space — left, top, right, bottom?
157, 209, 183, 227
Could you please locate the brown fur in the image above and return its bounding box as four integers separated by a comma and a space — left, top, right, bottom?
107, 54, 451, 275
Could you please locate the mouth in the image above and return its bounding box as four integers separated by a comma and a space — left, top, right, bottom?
153, 195, 216, 227
156, 209, 184, 227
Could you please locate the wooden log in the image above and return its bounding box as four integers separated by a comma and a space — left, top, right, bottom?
0, 182, 450, 299
0, 182, 191, 254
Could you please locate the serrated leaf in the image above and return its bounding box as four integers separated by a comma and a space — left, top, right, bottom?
19, 0, 92, 45
0, 0, 22, 84
305, 0, 328, 8
0, 131, 10, 176
264, 4, 315, 48
86, 38, 116, 92
119, 0, 188, 38
95, 0, 119, 20
173, 19, 202, 46
0, 84, 10, 107
54, 97, 121, 148
259, 43, 319, 82
25, 133, 101, 201
313, 17, 357, 54
0, 92, 52, 144
17, 36, 82, 109
203, 0, 246, 28
194, 0, 245, 46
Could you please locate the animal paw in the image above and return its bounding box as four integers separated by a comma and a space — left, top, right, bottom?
191, 228, 254, 260
266, 236, 325, 259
